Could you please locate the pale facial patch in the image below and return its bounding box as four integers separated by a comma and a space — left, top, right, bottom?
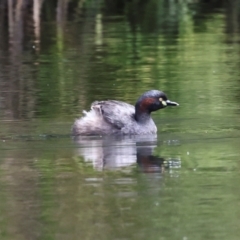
159, 98, 167, 106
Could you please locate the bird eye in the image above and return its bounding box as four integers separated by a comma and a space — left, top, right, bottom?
159, 97, 167, 106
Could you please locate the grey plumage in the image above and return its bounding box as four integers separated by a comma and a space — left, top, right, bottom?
72, 90, 178, 136
72, 100, 156, 135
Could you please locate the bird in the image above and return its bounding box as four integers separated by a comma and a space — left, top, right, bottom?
72, 90, 179, 136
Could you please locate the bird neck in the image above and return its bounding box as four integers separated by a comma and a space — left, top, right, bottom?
134, 104, 151, 123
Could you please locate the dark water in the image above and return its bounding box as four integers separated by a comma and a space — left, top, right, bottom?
0, 1, 240, 239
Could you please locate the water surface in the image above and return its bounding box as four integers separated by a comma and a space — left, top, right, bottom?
0, 1, 240, 240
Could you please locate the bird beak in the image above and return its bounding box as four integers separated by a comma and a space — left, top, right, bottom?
166, 100, 179, 106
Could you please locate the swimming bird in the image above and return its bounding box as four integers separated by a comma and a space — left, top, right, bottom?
72, 90, 179, 136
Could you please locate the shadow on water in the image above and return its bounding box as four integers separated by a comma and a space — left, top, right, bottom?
73, 134, 181, 172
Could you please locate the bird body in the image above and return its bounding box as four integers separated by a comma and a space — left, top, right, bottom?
72, 90, 178, 136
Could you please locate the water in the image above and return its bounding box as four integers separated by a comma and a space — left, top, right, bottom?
0, 1, 240, 239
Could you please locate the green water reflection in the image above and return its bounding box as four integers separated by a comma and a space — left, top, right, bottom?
0, 1, 240, 240
0, 136, 240, 239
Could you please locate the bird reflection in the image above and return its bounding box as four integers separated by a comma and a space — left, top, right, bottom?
73, 134, 180, 172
